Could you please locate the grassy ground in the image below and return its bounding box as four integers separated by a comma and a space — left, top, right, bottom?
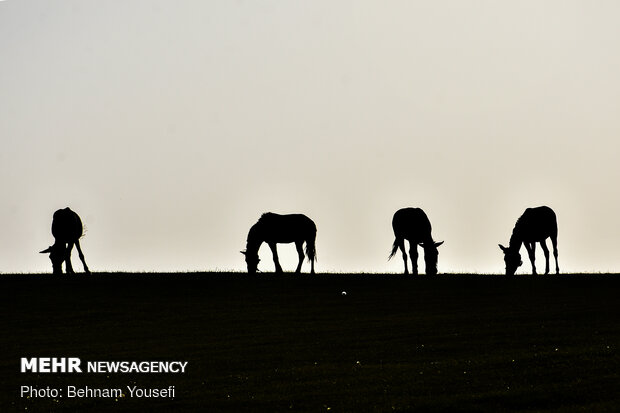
1, 273, 619, 412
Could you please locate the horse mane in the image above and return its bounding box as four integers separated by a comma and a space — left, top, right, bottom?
509, 216, 524, 248
256, 212, 275, 224
509, 209, 532, 248
247, 214, 273, 248
514, 212, 526, 228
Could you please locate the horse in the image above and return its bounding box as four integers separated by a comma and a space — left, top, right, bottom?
241, 213, 316, 274
388, 207, 443, 275
499, 206, 559, 275
40, 207, 90, 274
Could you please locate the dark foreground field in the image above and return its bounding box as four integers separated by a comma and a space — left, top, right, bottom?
1, 273, 619, 412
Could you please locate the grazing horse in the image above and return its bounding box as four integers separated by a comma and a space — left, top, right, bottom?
388, 207, 443, 275
241, 213, 316, 274
499, 206, 559, 275
40, 207, 90, 274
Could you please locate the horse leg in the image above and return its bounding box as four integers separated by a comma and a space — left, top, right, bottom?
307, 239, 316, 274
268, 243, 283, 273
524, 242, 536, 275
295, 241, 304, 273
398, 240, 409, 274
65, 242, 75, 274
75, 240, 90, 274
540, 239, 550, 275
409, 243, 419, 275
551, 236, 559, 274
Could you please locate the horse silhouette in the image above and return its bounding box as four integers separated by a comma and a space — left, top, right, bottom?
241, 212, 316, 274
40, 207, 90, 274
499, 206, 559, 275
388, 207, 443, 275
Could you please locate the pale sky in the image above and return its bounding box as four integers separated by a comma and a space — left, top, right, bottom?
1, 1, 619, 273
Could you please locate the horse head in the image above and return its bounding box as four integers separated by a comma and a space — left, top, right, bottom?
40, 243, 66, 274
499, 244, 522, 275
240, 250, 260, 274
419, 241, 443, 275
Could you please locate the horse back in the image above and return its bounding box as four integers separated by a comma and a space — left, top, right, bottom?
258, 213, 316, 243
392, 207, 432, 243
51, 208, 84, 242
515, 206, 557, 242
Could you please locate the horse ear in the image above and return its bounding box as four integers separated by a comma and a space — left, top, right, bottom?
434, 241, 444, 248
40, 247, 52, 254
498, 244, 507, 252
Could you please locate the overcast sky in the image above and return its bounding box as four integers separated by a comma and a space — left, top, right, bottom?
1, 1, 619, 273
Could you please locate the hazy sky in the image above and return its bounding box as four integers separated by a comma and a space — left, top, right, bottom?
2, 1, 619, 273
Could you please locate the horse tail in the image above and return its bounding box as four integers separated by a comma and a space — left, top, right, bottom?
306, 236, 316, 263
305, 223, 317, 264
388, 238, 401, 260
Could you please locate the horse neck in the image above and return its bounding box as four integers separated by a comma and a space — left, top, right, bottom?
52, 238, 68, 248
508, 231, 523, 251
423, 233, 435, 245
246, 225, 263, 254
